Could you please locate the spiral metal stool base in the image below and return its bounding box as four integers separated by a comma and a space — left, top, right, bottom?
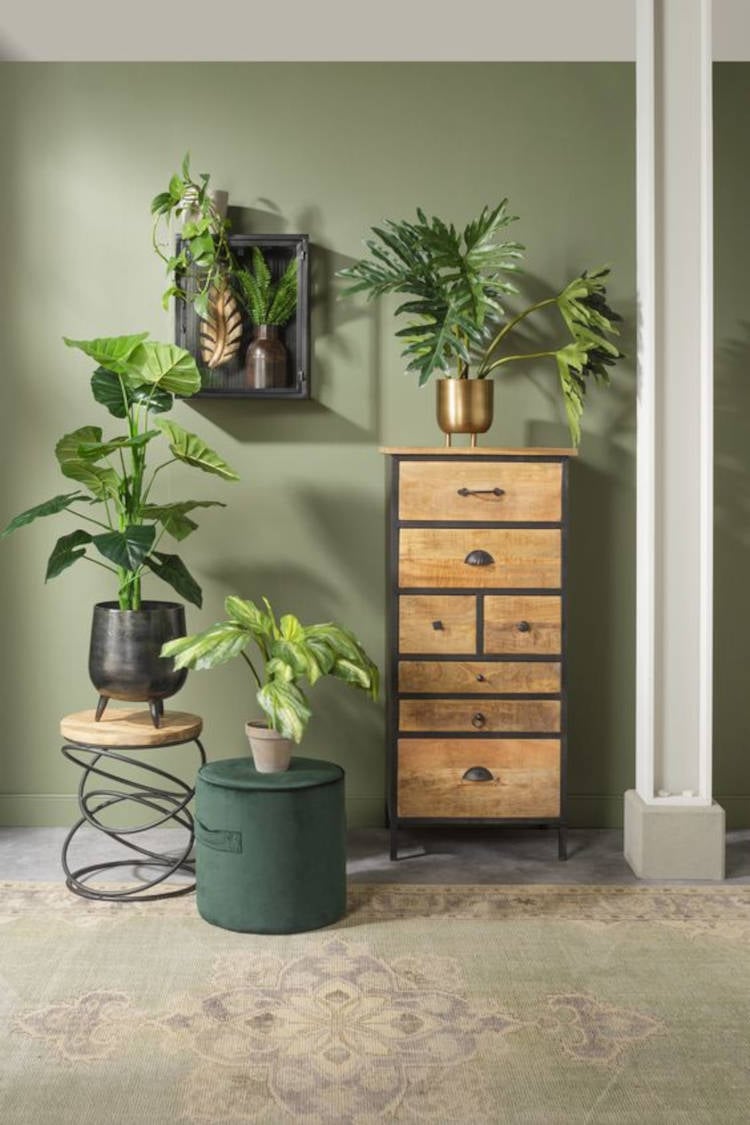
59, 708, 206, 902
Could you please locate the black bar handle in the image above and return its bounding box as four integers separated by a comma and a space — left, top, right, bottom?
462, 766, 494, 782
457, 487, 506, 497
464, 549, 495, 566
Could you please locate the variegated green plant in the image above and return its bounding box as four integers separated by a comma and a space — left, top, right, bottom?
162, 596, 379, 743
0, 333, 238, 610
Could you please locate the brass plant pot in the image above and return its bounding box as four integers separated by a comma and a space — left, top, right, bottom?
436, 378, 494, 446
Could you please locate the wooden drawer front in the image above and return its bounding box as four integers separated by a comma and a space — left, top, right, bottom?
400, 698, 560, 734
399, 460, 562, 522
484, 596, 561, 654
397, 739, 560, 818
399, 528, 561, 589
399, 596, 475, 654
399, 660, 561, 694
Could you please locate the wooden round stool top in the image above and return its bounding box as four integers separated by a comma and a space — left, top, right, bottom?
60, 708, 203, 747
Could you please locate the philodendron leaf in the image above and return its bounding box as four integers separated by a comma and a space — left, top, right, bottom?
144, 551, 203, 608
91, 367, 173, 418
123, 342, 201, 397
162, 621, 250, 667
64, 333, 150, 375
0, 492, 89, 538
45, 529, 93, 580
142, 501, 226, 543
155, 419, 239, 480
93, 525, 155, 572
77, 431, 161, 461
257, 679, 311, 744
55, 428, 120, 500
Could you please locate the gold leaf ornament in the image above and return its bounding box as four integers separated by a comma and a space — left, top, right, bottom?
199, 285, 243, 369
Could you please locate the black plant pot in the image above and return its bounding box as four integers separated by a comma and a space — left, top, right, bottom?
89, 601, 188, 728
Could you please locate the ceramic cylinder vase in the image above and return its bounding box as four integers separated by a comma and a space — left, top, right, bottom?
245, 325, 289, 389
245, 722, 294, 773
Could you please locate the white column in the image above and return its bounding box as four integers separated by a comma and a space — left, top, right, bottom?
625, 0, 724, 878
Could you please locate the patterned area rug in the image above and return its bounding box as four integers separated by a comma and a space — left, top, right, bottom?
2, 882, 750, 1124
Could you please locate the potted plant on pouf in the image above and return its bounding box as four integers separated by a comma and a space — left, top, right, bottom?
0, 332, 238, 725
162, 595, 379, 771
338, 201, 623, 445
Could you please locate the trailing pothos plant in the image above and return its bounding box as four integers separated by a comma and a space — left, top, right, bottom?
162, 596, 379, 742
235, 248, 298, 328
338, 201, 623, 445
151, 153, 234, 321
0, 333, 238, 611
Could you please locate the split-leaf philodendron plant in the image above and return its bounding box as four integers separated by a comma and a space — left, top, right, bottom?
338, 201, 624, 445
0, 334, 239, 610
162, 596, 380, 742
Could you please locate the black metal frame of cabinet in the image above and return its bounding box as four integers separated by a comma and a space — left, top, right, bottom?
385, 452, 570, 862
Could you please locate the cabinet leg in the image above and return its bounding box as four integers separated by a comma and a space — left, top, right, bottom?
389, 823, 399, 862
558, 825, 568, 861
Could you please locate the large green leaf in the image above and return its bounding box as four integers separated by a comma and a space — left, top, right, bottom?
55, 428, 120, 499
144, 551, 203, 607
93, 525, 155, 572
45, 529, 92, 580
91, 367, 173, 418
77, 431, 160, 462
156, 419, 239, 480
257, 679, 311, 743
64, 333, 150, 375
141, 500, 225, 542
123, 342, 201, 397
162, 621, 250, 667
0, 491, 89, 538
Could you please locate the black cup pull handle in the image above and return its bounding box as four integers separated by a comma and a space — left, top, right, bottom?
517, 620, 531, 633
464, 549, 495, 567
471, 712, 486, 729
432, 620, 444, 631
462, 766, 494, 782
457, 487, 506, 497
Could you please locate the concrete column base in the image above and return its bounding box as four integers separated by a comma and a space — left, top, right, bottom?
624, 790, 725, 880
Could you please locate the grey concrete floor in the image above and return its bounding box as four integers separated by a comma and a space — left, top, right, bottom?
2, 826, 749, 885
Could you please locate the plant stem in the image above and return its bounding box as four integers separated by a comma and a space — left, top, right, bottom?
142, 459, 177, 504
68, 508, 113, 532
478, 295, 559, 375
240, 649, 262, 689
82, 556, 119, 575
481, 349, 558, 376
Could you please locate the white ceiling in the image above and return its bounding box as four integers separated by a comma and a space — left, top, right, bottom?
0, 0, 748, 61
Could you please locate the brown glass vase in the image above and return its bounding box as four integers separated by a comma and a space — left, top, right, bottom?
245, 325, 289, 389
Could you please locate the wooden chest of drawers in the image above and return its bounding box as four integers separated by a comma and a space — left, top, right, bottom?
382, 447, 575, 860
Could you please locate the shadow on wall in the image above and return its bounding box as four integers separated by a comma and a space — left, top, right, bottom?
187, 203, 382, 445
714, 320, 750, 802
529, 388, 636, 818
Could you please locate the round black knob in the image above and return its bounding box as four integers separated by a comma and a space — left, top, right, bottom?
432, 620, 444, 631
475, 673, 486, 683
472, 712, 486, 728
517, 620, 531, 633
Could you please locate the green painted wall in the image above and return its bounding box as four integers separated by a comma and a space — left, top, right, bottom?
0, 62, 640, 828
714, 64, 750, 829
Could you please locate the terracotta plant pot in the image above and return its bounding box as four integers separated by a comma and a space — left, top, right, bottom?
245, 721, 293, 773
436, 378, 494, 446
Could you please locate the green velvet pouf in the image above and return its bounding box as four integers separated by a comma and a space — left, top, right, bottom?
194, 756, 346, 934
